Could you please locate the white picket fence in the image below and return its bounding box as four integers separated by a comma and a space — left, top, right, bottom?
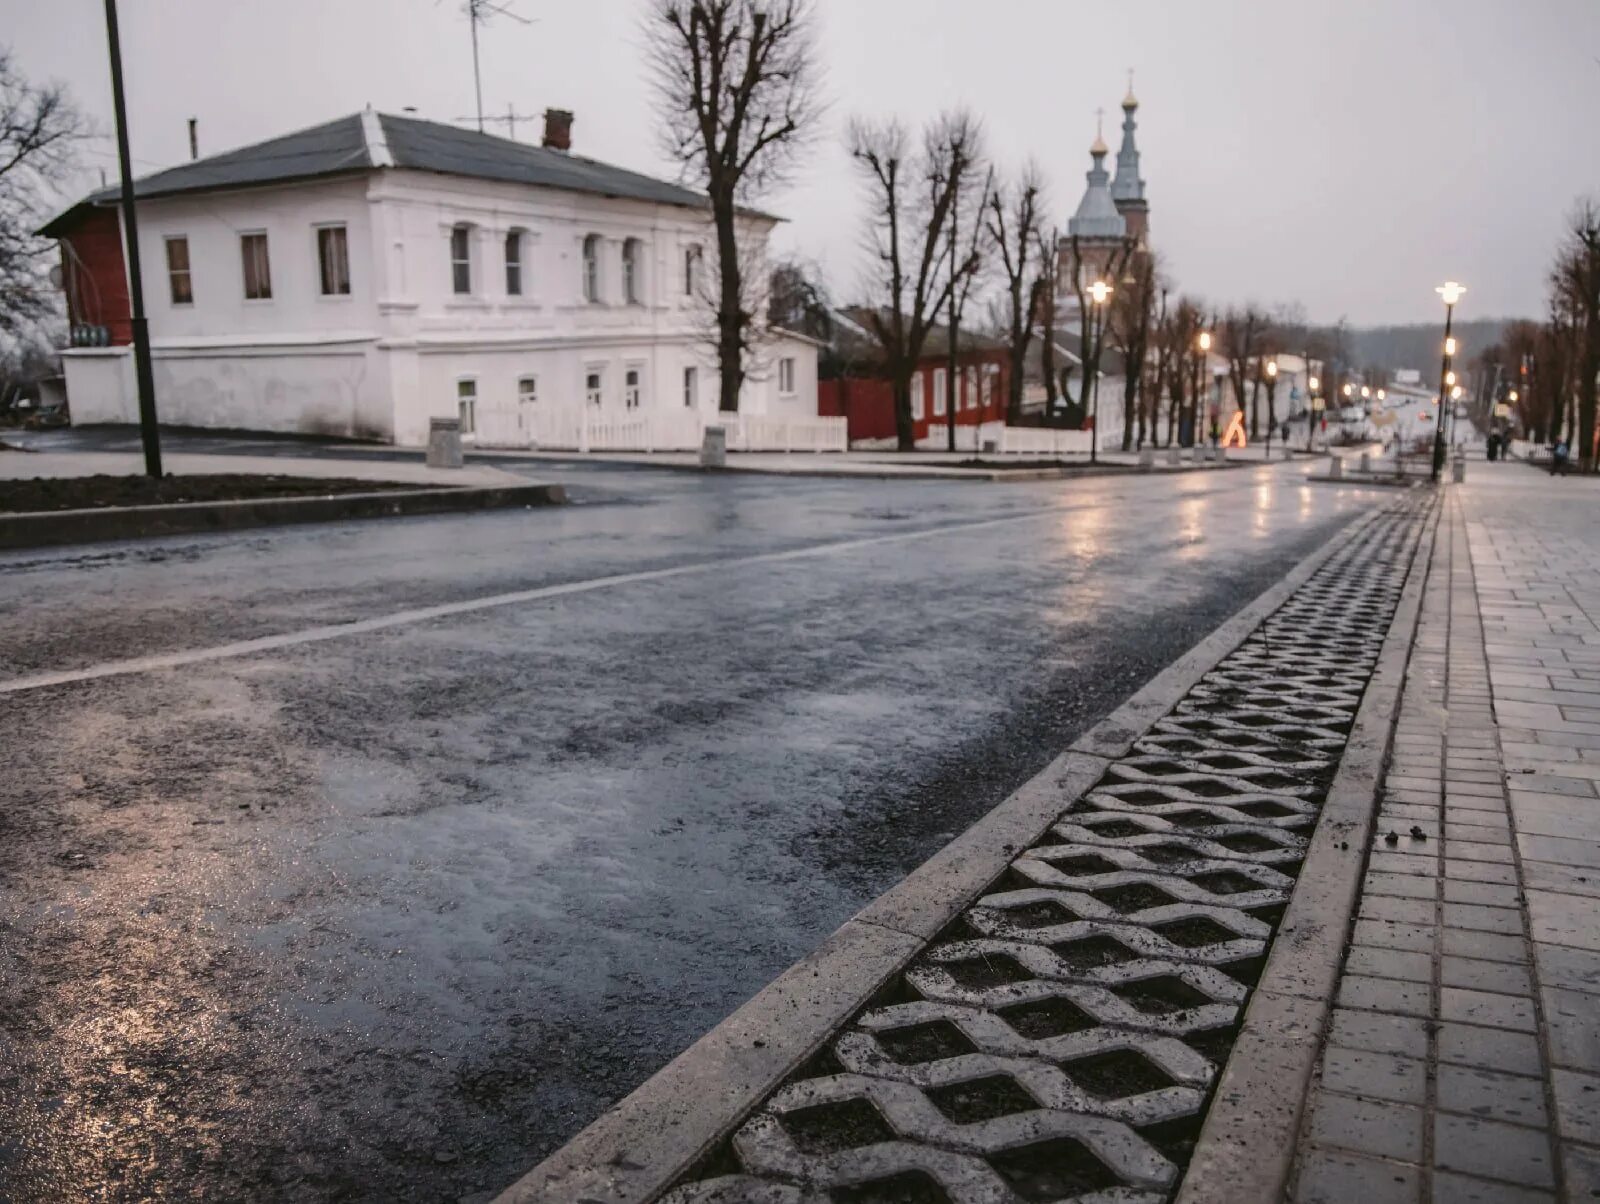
468, 407, 844, 453
723, 413, 847, 452
993, 426, 1094, 456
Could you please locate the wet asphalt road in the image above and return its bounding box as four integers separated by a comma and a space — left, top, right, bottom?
0, 444, 1385, 1202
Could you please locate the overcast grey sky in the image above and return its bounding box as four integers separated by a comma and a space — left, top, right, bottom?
8, 0, 1598, 324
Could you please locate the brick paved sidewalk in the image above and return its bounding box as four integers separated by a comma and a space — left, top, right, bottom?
1292, 472, 1600, 1203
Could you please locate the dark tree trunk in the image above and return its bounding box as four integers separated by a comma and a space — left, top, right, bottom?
713, 194, 745, 413
894, 371, 914, 451
1581, 315, 1599, 471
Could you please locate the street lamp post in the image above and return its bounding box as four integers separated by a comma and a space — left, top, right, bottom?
1306, 374, 1321, 452
1432, 281, 1466, 481
1265, 359, 1278, 456
1193, 330, 1212, 449
1089, 279, 1113, 464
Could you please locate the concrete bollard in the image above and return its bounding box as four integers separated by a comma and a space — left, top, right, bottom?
1327, 455, 1343, 479
1359, 452, 1371, 473
1167, 447, 1182, 466
1138, 447, 1156, 471
1282, 442, 1293, 460
700, 424, 727, 469
1451, 455, 1466, 484
1192, 445, 1206, 464
426, 416, 463, 468
1215, 446, 1228, 463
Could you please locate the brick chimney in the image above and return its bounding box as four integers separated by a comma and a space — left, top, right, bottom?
542, 109, 573, 152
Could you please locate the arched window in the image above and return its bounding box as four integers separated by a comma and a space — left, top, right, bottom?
450, 224, 472, 295
622, 238, 642, 304
582, 234, 601, 303
504, 228, 524, 296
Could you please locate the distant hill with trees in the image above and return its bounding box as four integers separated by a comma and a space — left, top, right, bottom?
1339, 319, 1518, 376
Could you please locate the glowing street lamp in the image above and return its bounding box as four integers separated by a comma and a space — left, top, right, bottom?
1089, 281, 1113, 463
1432, 281, 1466, 480
1509, 389, 1519, 402
1377, 388, 1386, 402
1451, 385, 1463, 400
1187, 330, 1213, 448
1266, 360, 1278, 377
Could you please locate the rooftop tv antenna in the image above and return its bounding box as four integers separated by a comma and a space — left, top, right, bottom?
464, 0, 532, 133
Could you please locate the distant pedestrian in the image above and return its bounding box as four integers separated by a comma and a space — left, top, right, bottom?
1486, 431, 1500, 461
1551, 440, 1570, 476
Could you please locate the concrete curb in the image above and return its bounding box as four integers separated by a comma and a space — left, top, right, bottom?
1174, 497, 1440, 1204
0, 483, 567, 550
493, 503, 1396, 1204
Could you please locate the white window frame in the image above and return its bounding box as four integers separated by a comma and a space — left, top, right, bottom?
683, 364, 698, 408
456, 377, 478, 436
582, 234, 601, 303
504, 228, 524, 296
164, 235, 193, 306
964, 367, 977, 410
624, 364, 643, 409
518, 375, 538, 405
932, 368, 947, 417
910, 371, 924, 420
315, 223, 350, 297
622, 238, 642, 305
240, 230, 272, 301
585, 366, 605, 407
778, 356, 796, 396
450, 224, 473, 296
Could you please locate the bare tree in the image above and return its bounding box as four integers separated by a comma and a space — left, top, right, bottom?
849, 111, 983, 450
1551, 197, 1600, 469
942, 159, 992, 451
1142, 284, 1173, 447
646, 0, 819, 413
1154, 296, 1203, 446
768, 254, 832, 342
1061, 233, 1135, 425
985, 163, 1044, 425
1107, 251, 1159, 450
0, 51, 86, 341
1220, 304, 1267, 438
1034, 227, 1061, 411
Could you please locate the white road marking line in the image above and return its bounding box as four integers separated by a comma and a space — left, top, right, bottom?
0, 507, 1070, 696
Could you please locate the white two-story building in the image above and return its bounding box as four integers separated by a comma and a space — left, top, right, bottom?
43, 108, 825, 450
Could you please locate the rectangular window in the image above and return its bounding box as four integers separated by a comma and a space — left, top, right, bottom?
317, 225, 350, 296
778, 357, 796, 395
683, 365, 697, 408
505, 230, 522, 296
586, 369, 603, 407
964, 367, 977, 410
456, 379, 477, 435
684, 244, 701, 296
910, 371, 924, 420
451, 225, 472, 295
165, 236, 192, 305
625, 367, 642, 409
518, 375, 538, 405
240, 231, 271, 300
932, 368, 946, 416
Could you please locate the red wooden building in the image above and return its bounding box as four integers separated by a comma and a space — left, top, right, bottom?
817, 307, 1010, 446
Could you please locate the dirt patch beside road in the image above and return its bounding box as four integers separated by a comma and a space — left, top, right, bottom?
0, 473, 428, 513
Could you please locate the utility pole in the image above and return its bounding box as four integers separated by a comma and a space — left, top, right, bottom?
103, 0, 162, 477
469, 0, 484, 132
946, 176, 958, 453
